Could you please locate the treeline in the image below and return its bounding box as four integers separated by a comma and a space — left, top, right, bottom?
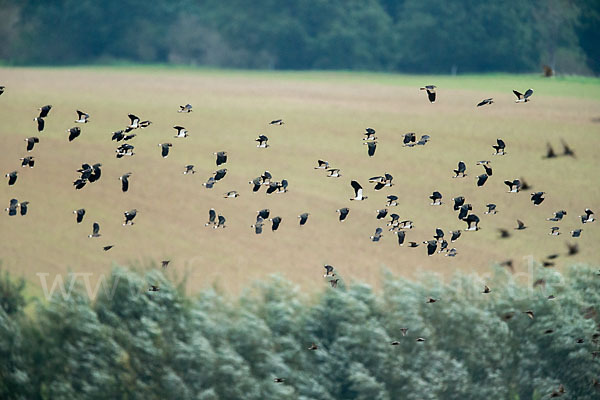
0, 0, 598, 74
1, 266, 599, 399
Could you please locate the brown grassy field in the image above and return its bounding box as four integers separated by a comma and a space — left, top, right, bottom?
0, 66, 599, 296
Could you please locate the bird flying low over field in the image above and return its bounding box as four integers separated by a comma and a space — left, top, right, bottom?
477, 98, 494, 107
513, 88, 533, 103
75, 110, 89, 123
350, 180, 367, 201
420, 85, 437, 103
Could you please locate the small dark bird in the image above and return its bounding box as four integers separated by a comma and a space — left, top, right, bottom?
364, 141, 377, 157
390, 341, 401, 346
224, 191, 239, 198
483, 285, 491, 294
571, 229, 582, 238
323, 264, 335, 277
183, 165, 195, 174
270, 216, 282, 231
429, 191, 443, 206
75, 110, 89, 123
103, 245, 114, 251
213, 169, 227, 181
566, 242, 579, 256
515, 219, 527, 230
458, 204, 472, 220
464, 214, 480, 231
214, 151, 228, 166
215, 215, 226, 229
256, 134, 269, 148
453, 196, 465, 211
549, 226, 560, 236
363, 128, 376, 141
0, 86, 4, 95
149, 285, 160, 292
120, 172, 132, 192
5, 199, 18, 216
453, 161, 467, 178
308, 343, 318, 351
38, 105, 52, 118
560, 139, 575, 157
386, 195, 398, 207
547, 210, 567, 221
481, 163, 493, 176
66, 127, 81, 142
178, 104, 192, 113
395, 230, 406, 246
327, 168, 341, 178
420, 85, 437, 103
492, 138, 506, 155
376, 209, 388, 220
251, 218, 264, 234
370, 227, 383, 242
203, 177, 215, 189
161, 260, 170, 269
270, 119, 284, 125
337, 207, 350, 222
74, 208, 85, 223
89, 222, 101, 238
158, 143, 172, 158
273, 378, 285, 383
298, 213, 310, 226
126, 114, 140, 130
504, 179, 521, 193
88, 163, 102, 183
450, 230, 461, 242
402, 132, 416, 147
476, 173, 489, 187
20, 156, 35, 168
580, 208, 594, 223
33, 117, 45, 132
407, 242, 420, 248
329, 279, 339, 288
25, 137, 40, 152
424, 240, 437, 256
5, 171, 17, 185
123, 209, 137, 226
477, 98, 494, 107
544, 142, 557, 159
173, 126, 188, 138
433, 228, 444, 241
350, 180, 367, 201
530, 192, 545, 206
485, 204, 497, 214
18, 201, 29, 216
513, 89, 533, 103
205, 209, 216, 226
416, 337, 426, 342
523, 310, 535, 319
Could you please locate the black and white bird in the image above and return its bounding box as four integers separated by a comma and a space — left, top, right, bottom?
88, 163, 102, 183
420, 85, 437, 103
5, 199, 18, 216
298, 213, 310, 226
492, 138, 506, 155
33, 117, 45, 132
269, 119, 284, 125
387, 213, 400, 228
450, 230, 461, 242
73, 208, 85, 223
476, 174, 489, 187
376, 209, 388, 220
224, 191, 239, 198
215, 215, 226, 229
580, 209, 594, 223
513, 88, 533, 103
464, 214, 480, 231
429, 191, 443, 206
446, 248, 457, 257
515, 219, 527, 230
453, 161, 467, 178
452, 196, 465, 211
251, 217, 264, 234
570, 229, 582, 238
363, 128, 377, 141
549, 226, 561, 236
395, 230, 406, 246
89, 222, 101, 238
315, 160, 329, 169
213, 169, 227, 181
173, 126, 188, 138
123, 209, 137, 226
116, 143, 135, 158
547, 210, 567, 221
178, 104, 193, 113
480, 162, 493, 176
424, 240, 437, 256
158, 143, 172, 158
205, 209, 217, 226
485, 204, 497, 214
327, 168, 341, 178
270, 216, 282, 231
458, 203, 472, 220
504, 179, 521, 193
402, 133, 416, 147
18, 201, 28, 216
215, 151, 228, 166
203, 177, 215, 189
5, 171, 17, 185
103, 245, 114, 251
477, 98, 494, 107
38, 105, 52, 118
0, 86, 4, 95
370, 227, 383, 242
126, 114, 141, 130
249, 177, 262, 192
433, 228, 444, 241
324, 264, 335, 277
120, 172, 132, 192
337, 207, 350, 222
530, 191, 545, 206
183, 165, 196, 174
25, 137, 39, 152
75, 110, 89, 123
381, 196, 397, 209
416, 134, 431, 146
364, 141, 377, 157
20, 156, 35, 168
67, 127, 81, 141
350, 180, 367, 201
257, 209, 270, 220
256, 135, 269, 148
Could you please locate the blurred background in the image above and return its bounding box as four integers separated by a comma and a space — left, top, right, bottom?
0, 0, 598, 75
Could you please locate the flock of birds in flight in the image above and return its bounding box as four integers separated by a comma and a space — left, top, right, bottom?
1, 81, 598, 393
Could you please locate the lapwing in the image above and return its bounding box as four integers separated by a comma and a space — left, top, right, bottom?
476, 174, 489, 187
504, 179, 521, 193
485, 204, 497, 214
370, 227, 383, 242
183, 165, 196, 174
424, 240, 437, 256
513, 88, 533, 103
73, 208, 85, 223
336, 207, 350, 221
178, 104, 192, 113
5, 171, 17, 186
350, 180, 367, 201
386, 195, 398, 207
429, 191, 443, 205
315, 160, 329, 169
25, 137, 39, 152
477, 98, 494, 107
492, 138, 506, 155
450, 230, 461, 242
75, 110, 89, 123
269, 119, 284, 125
38, 105, 52, 118
256, 134, 269, 148
327, 168, 341, 178
363, 128, 377, 141
5, 199, 18, 216
580, 209, 594, 223
420, 85, 436, 103
270, 216, 282, 231
464, 214, 480, 231
158, 143, 172, 158
123, 209, 137, 226
33, 117, 45, 132
215, 151, 228, 166
530, 192, 545, 206
547, 210, 566, 221
298, 213, 310, 226
173, 126, 188, 138
453, 161, 467, 178
205, 209, 216, 226
395, 230, 406, 246
20, 156, 34, 168
89, 222, 101, 238
224, 191, 239, 198
120, 172, 132, 192
364, 141, 377, 157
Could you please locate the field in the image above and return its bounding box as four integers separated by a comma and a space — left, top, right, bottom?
0, 66, 599, 296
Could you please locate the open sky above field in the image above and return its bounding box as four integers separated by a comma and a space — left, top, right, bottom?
0, 66, 599, 296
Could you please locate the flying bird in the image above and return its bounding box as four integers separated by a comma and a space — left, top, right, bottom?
67, 127, 81, 141
429, 191, 443, 206
298, 213, 310, 226
178, 104, 192, 113
364, 141, 377, 157
386, 195, 398, 207
158, 143, 172, 158
20, 156, 34, 168
370, 227, 383, 242
476, 174, 489, 187
350, 180, 367, 201
205, 209, 216, 226
327, 168, 341, 178
73, 208, 85, 223
580, 208, 594, 223
363, 128, 376, 141
25, 137, 39, 152
492, 138, 506, 155
547, 210, 567, 221
5, 199, 18, 216
224, 191, 239, 198
5, 171, 17, 186
270, 216, 282, 231
183, 165, 195, 174
269, 119, 284, 125
477, 98, 494, 107
420, 85, 437, 103
215, 151, 228, 166
33, 117, 45, 132
504, 179, 521, 193
255, 135, 269, 148
120, 172, 132, 192
336, 207, 350, 221
173, 126, 188, 138
515, 219, 527, 230
560, 139, 575, 157
485, 204, 497, 214
549, 226, 560, 236
203, 177, 215, 189
513, 88, 533, 103
315, 160, 329, 169
395, 230, 406, 246
123, 209, 137, 225
453, 161, 467, 178
162, 260, 170, 269
75, 110, 89, 123
38, 105, 52, 118
464, 214, 480, 231
89, 222, 101, 238
530, 192, 545, 206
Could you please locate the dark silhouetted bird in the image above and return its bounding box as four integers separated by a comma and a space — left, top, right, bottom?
256, 134, 269, 148
424, 240, 437, 256
20, 156, 34, 168
5, 171, 17, 185
452, 196, 465, 211
183, 165, 195, 174
560, 139, 575, 157
370, 227, 383, 242
450, 230, 461, 242
547, 210, 566, 221
464, 214, 480, 231
75, 110, 89, 123
429, 191, 443, 205
270, 216, 282, 231
38, 105, 52, 118
395, 230, 406, 246
173, 126, 188, 138
477, 98, 494, 107
298, 213, 310, 226
492, 138, 506, 155
544, 142, 557, 159
337, 207, 350, 221
73, 208, 85, 223
476, 174, 489, 187
515, 219, 527, 230
5, 199, 18, 216
66, 127, 81, 141
531, 192, 545, 206
120, 172, 132, 192
420, 85, 436, 103
453, 161, 467, 178
25, 137, 39, 152
178, 104, 192, 113
33, 117, 45, 132
580, 208, 594, 223
89, 222, 101, 238
123, 209, 137, 225
485, 204, 497, 214
158, 143, 172, 158
364, 141, 377, 157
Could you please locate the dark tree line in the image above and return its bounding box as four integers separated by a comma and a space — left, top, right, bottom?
1, 265, 599, 399
0, 0, 598, 74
